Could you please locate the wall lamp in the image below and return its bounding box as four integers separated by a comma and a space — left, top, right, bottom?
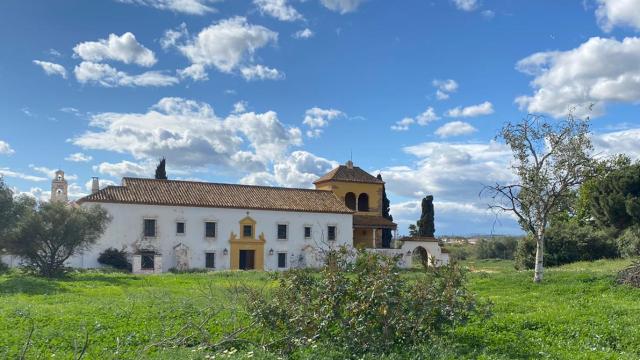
223, 248, 228, 256
269, 248, 274, 256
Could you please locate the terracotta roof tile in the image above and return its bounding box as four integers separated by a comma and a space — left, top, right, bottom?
78, 178, 353, 214
353, 215, 397, 229
314, 165, 384, 185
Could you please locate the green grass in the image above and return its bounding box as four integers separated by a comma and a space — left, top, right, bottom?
1, 260, 640, 359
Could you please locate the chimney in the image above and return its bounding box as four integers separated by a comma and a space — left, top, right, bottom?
346, 160, 353, 169
91, 177, 99, 194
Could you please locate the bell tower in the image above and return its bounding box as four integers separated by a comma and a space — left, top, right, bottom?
51, 170, 68, 202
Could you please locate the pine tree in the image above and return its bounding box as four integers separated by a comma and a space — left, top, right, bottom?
155, 157, 167, 180
377, 174, 394, 247
417, 195, 435, 237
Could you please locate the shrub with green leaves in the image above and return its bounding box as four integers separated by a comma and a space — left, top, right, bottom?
247, 249, 486, 356
97, 247, 131, 271
617, 225, 640, 258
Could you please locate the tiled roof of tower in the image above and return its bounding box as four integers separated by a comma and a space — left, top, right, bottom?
77, 178, 353, 214
314, 162, 384, 185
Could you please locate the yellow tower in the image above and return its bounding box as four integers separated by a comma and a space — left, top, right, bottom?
314, 161, 396, 248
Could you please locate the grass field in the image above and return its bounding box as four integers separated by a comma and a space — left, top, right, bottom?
1, 259, 640, 359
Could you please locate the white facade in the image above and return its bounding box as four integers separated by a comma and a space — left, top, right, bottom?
69, 202, 353, 272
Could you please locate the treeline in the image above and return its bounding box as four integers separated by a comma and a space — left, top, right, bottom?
447, 156, 640, 269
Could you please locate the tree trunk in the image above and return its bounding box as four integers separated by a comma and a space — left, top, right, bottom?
533, 229, 544, 283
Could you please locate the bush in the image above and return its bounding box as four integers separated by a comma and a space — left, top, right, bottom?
0, 260, 8, 274
442, 243, 473, 261
97, 247, 131, 271
475, 237, 518, 260
247, 249, 487, 356
168, 267, 209, 274
617, 225, 640, 258
515, 222, 618, 270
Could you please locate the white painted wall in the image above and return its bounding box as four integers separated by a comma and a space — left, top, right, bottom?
68, 202, 353, 272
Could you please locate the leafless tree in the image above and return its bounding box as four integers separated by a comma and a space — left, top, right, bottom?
483, 112, 594, 283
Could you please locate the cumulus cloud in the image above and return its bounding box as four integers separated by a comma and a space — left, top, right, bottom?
433, 79, 458, 100
74, 61, 179, 87
0, 140, 15, 155
73, 32, 157, 67
72, 97, 302, 175
174, 17, 278, 76
516, 37, 640, 118
115, 0, 217, 15
445, 101, 494, 117
28, 165, 78, 181
592, 127, 640, 160
452, 0, 478, 11
390, 107, 439, 131
302, 107, 345, 137
390, 117, 415, 131
254, 0, 303, 21
33, 60, 67, 79
435, 121, 478, 138
240, 64, 284, 81
240, 150, 338, 188
232, 101, 248, 114
320, 0, 365, 14
65, 152, 92, 162
0, 168, 47, 182
596, 0, 640, 32
293, 28, 314, 39
160, 23, 189, 49
94, 160, 153, 178
177, 63, 208, 81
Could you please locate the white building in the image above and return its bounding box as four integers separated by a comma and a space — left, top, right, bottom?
3, 162, 448, 273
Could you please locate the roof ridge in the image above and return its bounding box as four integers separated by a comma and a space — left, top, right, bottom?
122, 177, 333, 193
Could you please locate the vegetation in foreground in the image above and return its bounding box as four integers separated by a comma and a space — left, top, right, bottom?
2, 258, 640, 359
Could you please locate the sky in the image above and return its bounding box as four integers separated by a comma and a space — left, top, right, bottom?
1, 0, 640, 236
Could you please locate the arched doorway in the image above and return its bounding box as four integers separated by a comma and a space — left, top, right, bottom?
345, 192, 356, 210
357, 193, 369, 211
413, 246, 431, 268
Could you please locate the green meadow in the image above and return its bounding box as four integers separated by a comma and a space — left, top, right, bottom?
1, 259, 639, 359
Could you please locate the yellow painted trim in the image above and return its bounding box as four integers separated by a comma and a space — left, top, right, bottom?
230, 215, 265, 270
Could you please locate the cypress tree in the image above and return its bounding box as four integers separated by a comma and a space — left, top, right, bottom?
417, 195, 435, 237
377, 174, 393, 247
155, 157, 168, 180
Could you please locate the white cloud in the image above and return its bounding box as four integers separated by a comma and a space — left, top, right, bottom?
452, 0, 478, 11
516, 37, 640, 118
0, 168, 47, 182
391, 107, 439, 131
232, 101, 248, 114
0, 140, 15, 155
175, 17, 278, 74
240, 150, 338, 188
177, 63, 208, 81
596, 0, 640, 32
33, 60, 67, 79
94, 160, 153, 178
320, 0, 365, 14
293, 28, 314, 39
378, 141, 519, 234
433, 79, 458, 100
390, 117, 415, 131
160, 23, 188, 49
28, 165, 78, 181
240, 64, 284, 81
435, 121, 478, 138
65, 152, 92, 162
73, 32, 157, 67
302, 107, 345, 137
115, 0, 217, 15
74, 61, 179, 87
254, 0, 303, 21
592, 127, 640, 160
73, 97, 302, 175
445, 101, 494, 117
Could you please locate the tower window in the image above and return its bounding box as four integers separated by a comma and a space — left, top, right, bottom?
357, 193, 369, 212
345, 192, 356, 210
243, 224, 253, 237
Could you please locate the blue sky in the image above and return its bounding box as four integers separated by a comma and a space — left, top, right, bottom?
1, 0, 639, 235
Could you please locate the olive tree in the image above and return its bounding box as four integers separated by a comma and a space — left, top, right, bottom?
5, 201, 110, 277
483, 113, 593, 283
